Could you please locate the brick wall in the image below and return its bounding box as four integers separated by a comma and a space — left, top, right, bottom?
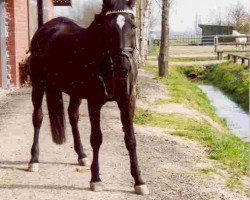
13, 0, 29, 86
0, 31, 2, 86
3, 0, 54, 87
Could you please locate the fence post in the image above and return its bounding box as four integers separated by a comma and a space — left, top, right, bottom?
217, 52, 220, 60
241, 58, 245, 65
233, 55, 237, 63
214, 35, 218, 53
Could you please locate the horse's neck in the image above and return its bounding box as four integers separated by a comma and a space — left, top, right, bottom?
86, 12, 106, 48
88, 13, 104, 32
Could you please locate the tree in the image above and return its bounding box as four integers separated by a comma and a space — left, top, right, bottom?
227, 2, 249, 33
138, 0, 153, 62
205, 2, 249, 34
144, 0, 153, 59
158, 0, 170, 77
149, 1, 161, 30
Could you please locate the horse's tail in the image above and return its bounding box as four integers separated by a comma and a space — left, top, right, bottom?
45, 87, 66, 144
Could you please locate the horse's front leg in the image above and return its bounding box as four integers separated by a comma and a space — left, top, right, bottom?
87, 99, 104, 192
117, 94, 149, 195
68, 96, 89, 166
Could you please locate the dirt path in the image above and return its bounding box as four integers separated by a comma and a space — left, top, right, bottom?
146, 59, 226, 66
169, 46, 215, 57
0, 70, 248, 200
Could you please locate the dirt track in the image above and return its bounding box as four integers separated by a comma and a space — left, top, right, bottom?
0, 69, 248, 200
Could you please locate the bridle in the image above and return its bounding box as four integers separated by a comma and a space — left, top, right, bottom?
99, 9, 136, 98
105, 9, 136, 57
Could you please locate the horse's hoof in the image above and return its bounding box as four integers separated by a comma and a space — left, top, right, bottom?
90, 182, 103, 192
134, 184, 149, 195
28, 163, 39, 172
78, 158, 90, 166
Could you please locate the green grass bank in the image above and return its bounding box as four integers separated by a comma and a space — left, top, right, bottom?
136, 62, 249, 175
180, 62, 249, 112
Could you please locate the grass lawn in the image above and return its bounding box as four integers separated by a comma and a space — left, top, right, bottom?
147, 45, 160, 56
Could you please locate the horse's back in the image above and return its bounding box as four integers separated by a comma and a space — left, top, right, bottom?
31, 17, 86, 55
30, 17, 105, 99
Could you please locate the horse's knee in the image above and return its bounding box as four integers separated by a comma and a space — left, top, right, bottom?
33, 108, 43, 127
91, 131, 102, 149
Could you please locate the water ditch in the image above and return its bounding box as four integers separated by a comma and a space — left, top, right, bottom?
199, 84, 249, 142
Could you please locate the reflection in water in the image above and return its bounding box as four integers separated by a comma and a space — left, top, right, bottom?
199, 84, 249, 142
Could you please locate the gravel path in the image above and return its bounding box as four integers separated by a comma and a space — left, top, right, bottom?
0, 70, 248, 200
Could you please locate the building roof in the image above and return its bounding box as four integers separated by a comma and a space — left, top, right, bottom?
53, 0, 72, 6
198, 24, 233, 29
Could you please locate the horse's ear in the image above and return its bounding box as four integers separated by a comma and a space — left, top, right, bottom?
127, 0, 136, 8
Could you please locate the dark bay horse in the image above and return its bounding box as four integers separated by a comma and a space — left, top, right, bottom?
28, 0, 149, 195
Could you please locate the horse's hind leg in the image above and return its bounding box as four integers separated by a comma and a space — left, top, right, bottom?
117, 94, 149, 195
28, 81, 44, 172
87, 99, 104, 192
68, 96, 89, 166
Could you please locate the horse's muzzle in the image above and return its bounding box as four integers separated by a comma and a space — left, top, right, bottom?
116, 68, 128, 81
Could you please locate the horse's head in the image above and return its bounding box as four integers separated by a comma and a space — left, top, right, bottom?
103, 0, 137, 81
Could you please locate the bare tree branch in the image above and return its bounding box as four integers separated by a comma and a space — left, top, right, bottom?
205, 1, 249, 33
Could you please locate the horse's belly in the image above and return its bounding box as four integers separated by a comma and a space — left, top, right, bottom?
61, 80, 104, 98
45, 71, 105, 98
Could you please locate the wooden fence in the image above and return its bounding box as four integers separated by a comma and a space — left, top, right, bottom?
214, 35, 250, 60
228, 54, 250, 68
153, 35, 215, 46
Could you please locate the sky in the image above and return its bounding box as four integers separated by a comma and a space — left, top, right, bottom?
166, 0, 249, 33
54, 0, 103, 27
54, 0, 249, 33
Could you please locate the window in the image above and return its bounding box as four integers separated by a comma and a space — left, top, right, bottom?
53, 0, 72, 6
